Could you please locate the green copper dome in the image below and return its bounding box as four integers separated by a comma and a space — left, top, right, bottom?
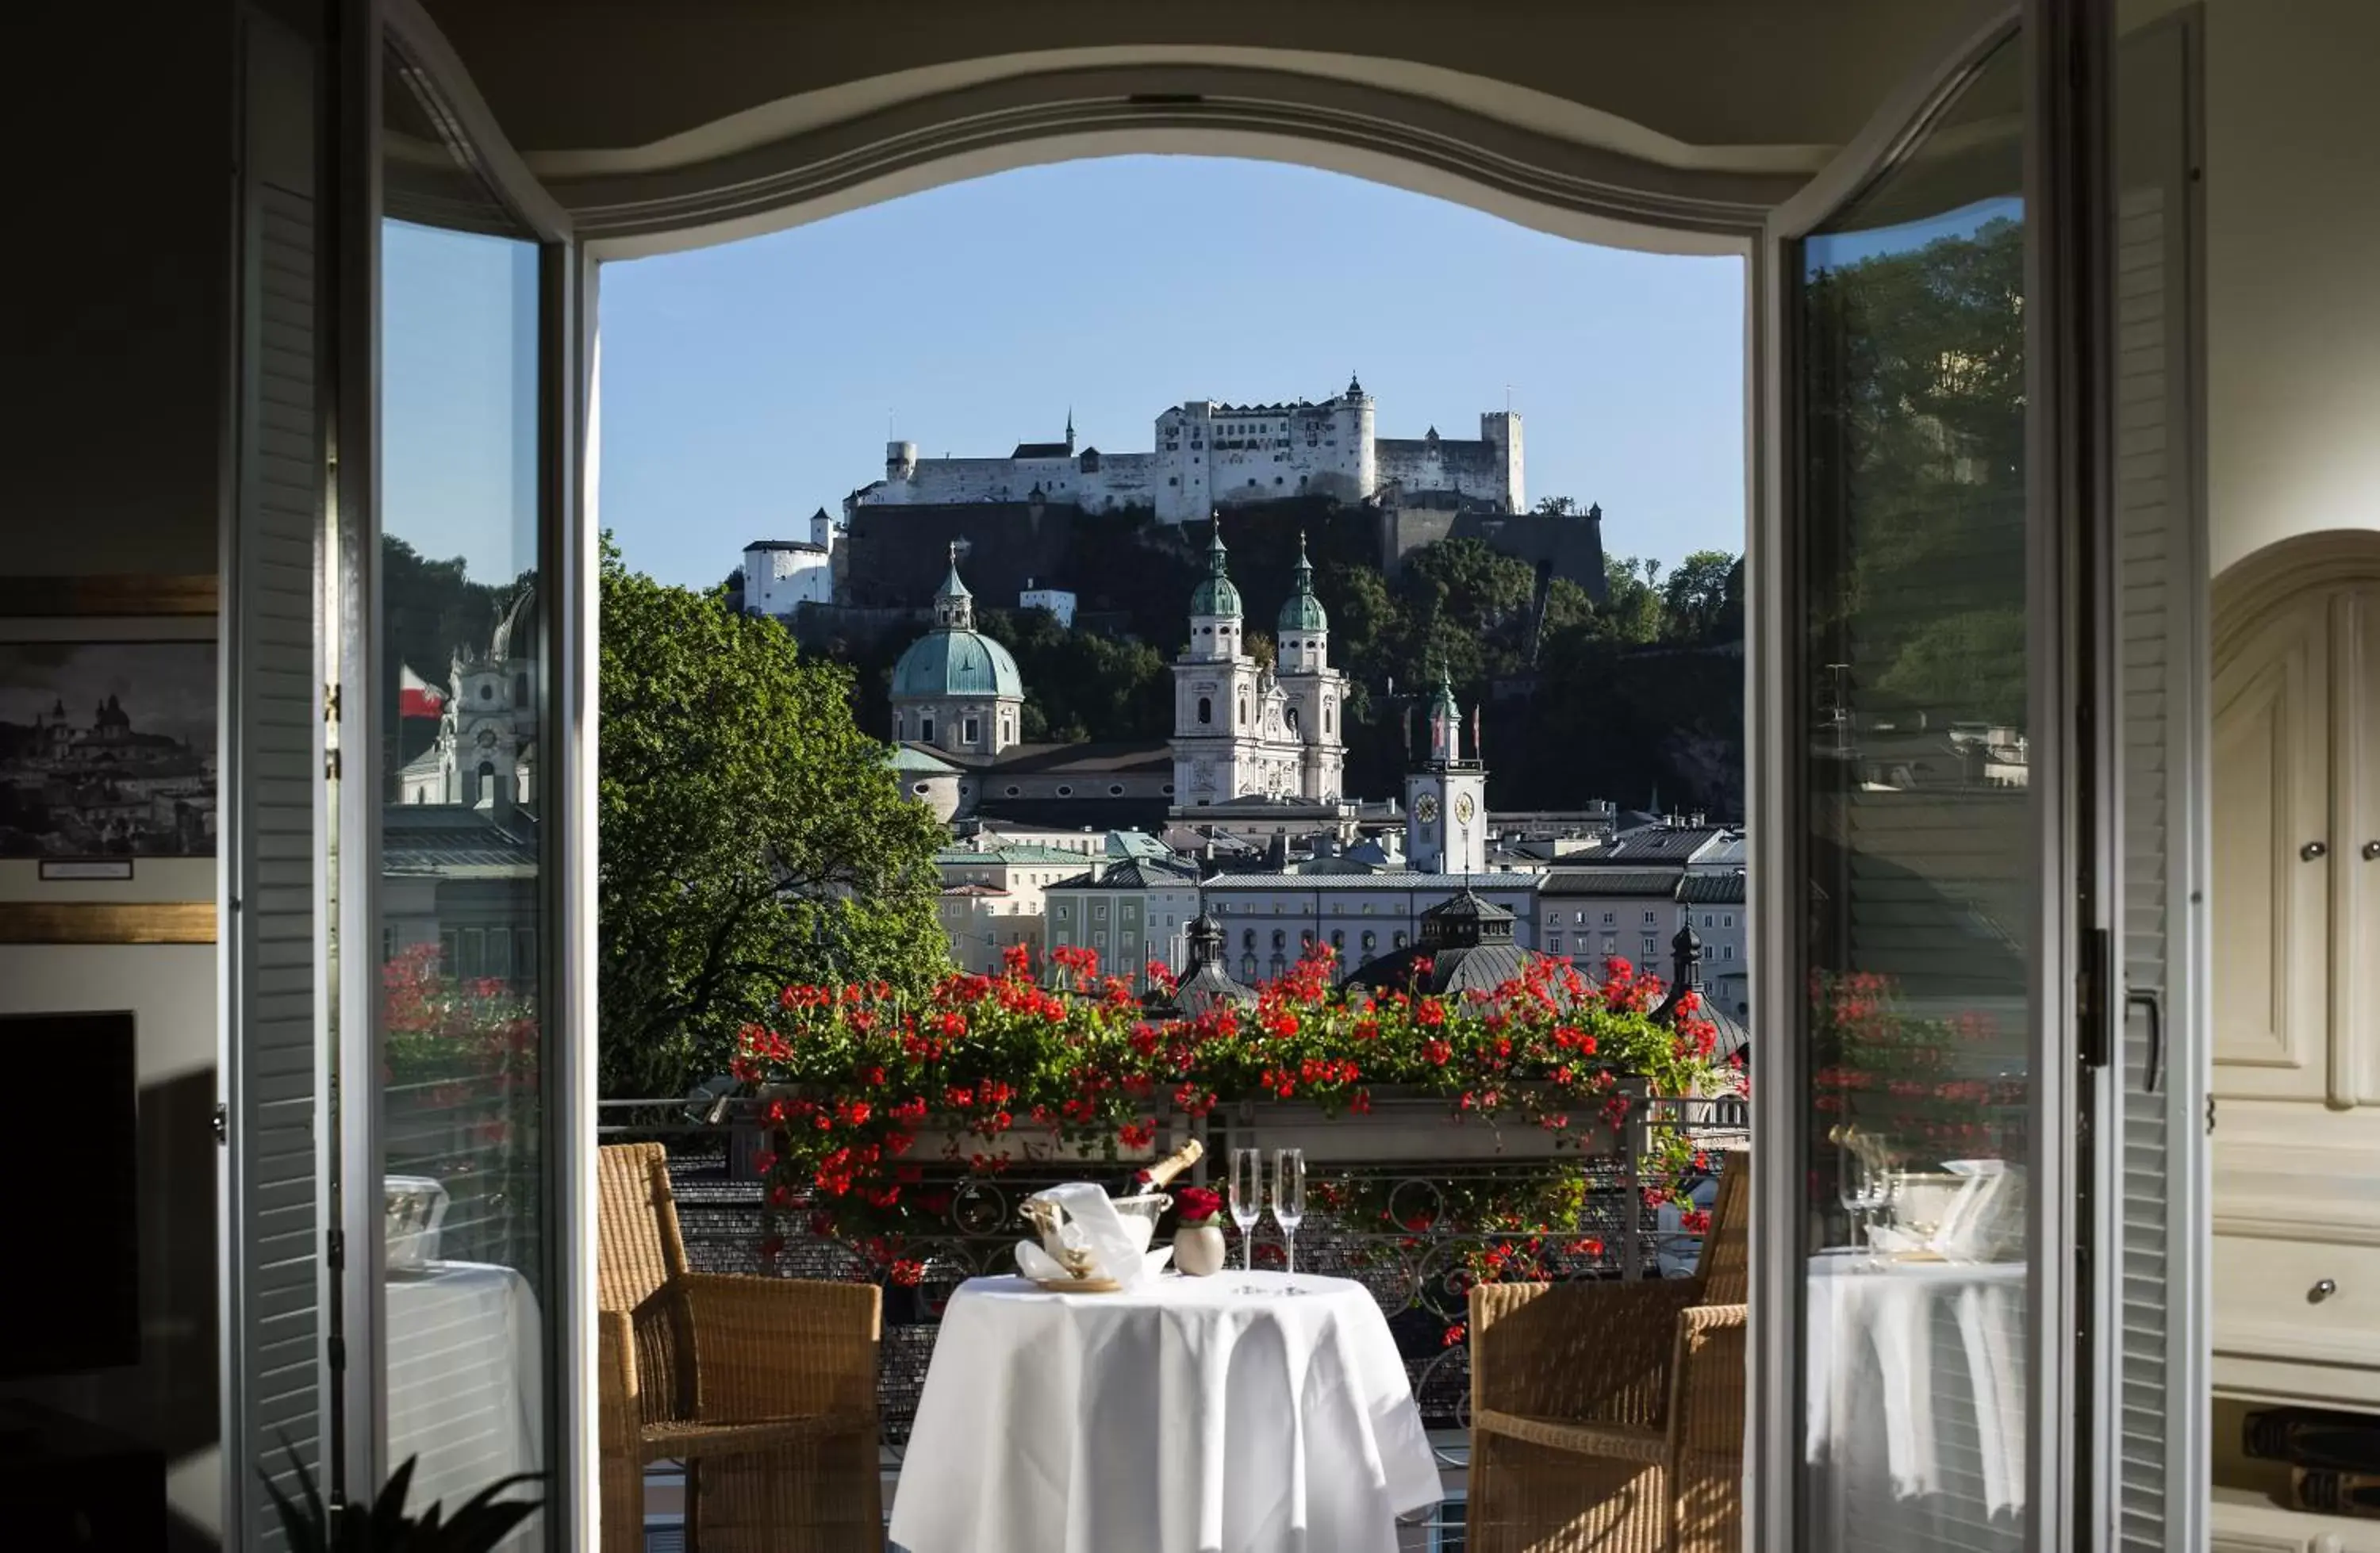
1277, 532, 1328, 633
892, 628, 1023, 700
1189, 519, 1243, 619
895, 553, 1021, 699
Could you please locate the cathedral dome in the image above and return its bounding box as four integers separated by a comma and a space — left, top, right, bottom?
892, 628, 1023, 700
1189, 519, 1242, 619
1277, 532, 1328, 633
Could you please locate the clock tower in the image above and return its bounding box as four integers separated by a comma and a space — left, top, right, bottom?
1404, 665, 1487, 875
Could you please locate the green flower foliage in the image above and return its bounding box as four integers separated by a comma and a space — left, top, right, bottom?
598, 538, 950, 1098
734, 946, 1730, 1268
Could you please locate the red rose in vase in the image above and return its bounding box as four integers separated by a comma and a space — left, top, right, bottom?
1173, 1185, 1223, 1224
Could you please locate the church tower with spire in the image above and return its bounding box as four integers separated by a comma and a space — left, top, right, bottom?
1404, 665, 1488, 874
1274, 532, 1345, 802
1169, 519, 1303, 805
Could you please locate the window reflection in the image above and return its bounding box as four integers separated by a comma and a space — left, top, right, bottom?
1798, 38, 2032, 1552
377, 44, 548, 1547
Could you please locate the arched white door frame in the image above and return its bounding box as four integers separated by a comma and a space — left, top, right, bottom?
357, 2, 2136, 1550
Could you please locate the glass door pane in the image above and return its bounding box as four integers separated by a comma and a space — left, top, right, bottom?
1794, 36, 2033, 1553
377, 41, 551, 1545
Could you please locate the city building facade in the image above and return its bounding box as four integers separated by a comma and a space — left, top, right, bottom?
1042, 854, 1203, 991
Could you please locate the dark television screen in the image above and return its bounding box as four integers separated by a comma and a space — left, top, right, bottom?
0, 1011, 140, 1377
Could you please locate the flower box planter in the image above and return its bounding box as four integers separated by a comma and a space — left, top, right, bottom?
1196, 1083, 1638, 1166
728, 1089, 1169, 1182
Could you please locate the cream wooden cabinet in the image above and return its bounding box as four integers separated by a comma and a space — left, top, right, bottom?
2213, 572, 2380, 1134
2212, 560, 2380, 1531
2212, 1482, 2380, 1552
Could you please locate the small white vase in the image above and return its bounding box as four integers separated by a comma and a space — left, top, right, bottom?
1173, 1221, 1227, 1277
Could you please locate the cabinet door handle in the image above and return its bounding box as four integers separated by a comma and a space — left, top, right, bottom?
2363, 840, 2379, 861
2301, 841, 2329, 861
2311, 1278, 2339, 1303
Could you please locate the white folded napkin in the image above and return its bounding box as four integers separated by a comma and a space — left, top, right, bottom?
1013, 1238, 1173, 1285
1015, 1239, 1070, 1282
1028, 1181, 1154, 1290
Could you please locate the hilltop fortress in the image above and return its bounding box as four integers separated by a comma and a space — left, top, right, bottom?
850, 375, 1522, 526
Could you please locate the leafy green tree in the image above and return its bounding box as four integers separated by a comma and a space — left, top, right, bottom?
979, 608, 1171, 744
1595, 555, 1665, 645
1539, 576, 1599, 639
1534, 494, 1579, 516
1660, 550, 1739, 642
598, 538, 948, 1098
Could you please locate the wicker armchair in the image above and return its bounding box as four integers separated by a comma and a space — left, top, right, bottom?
598, 1143, 883, 1552
1466, 1152, 1749, 1553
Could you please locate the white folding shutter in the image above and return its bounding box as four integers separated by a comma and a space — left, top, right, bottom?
2113, 17, 2207, 1551
227, 10, 328, 1547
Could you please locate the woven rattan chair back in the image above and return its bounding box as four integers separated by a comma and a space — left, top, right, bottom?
599, 1141, 689, 1315
1694, 1150, 1751, 1305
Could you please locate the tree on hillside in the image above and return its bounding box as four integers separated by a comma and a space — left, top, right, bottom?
979, 608, 1171, 745
598, 537, 948, 1098
1660, 550, 1740, 643
1596, 555, 1665, 645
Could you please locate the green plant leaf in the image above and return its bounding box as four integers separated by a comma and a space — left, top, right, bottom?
370, 1453, 420, 1548
258, 1432, 333, 1553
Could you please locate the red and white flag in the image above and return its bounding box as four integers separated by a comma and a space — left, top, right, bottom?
399, 665, 446, 719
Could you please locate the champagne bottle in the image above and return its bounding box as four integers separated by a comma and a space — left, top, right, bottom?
1126, 1137, 1203, 1195
2246, 1407, 2380, 1473
2292, 1468, 2380, 1520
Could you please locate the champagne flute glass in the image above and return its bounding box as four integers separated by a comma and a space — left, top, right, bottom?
1272, 1148, 1307, 1283
1229, 1148, 1262, 1272
1835, 1130, 1881, 1252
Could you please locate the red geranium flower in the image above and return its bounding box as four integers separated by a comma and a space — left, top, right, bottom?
1173, 1185, 1224, 1223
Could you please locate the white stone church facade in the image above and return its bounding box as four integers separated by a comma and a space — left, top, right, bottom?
853, 377, 1523, 525
1169, 527, 1346, 807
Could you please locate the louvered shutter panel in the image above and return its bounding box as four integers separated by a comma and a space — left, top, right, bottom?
228, 12, 328, 1547
2114, 20, 2206, 1551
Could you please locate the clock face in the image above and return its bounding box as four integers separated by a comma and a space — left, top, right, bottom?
1414, 792, 1440, 825
1453, 793, 1476, 824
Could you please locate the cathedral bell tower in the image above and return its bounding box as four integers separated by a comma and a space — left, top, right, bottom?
1404, 665, 1487, 874
1274, 531, 1345, 802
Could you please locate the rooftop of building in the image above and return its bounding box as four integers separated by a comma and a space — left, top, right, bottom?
933, 842, 1104, 867
1538, 867, 1687, 897
1678, 872, 1747, 905
382, 804, 539, 876
1200, 871, 1543, 893
1044, 856, 1202, 892
889, 745, 965, 775
914, 739, 1171, 775
1567, 823, 1735, 865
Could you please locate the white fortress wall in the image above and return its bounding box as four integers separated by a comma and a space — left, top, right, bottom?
861, 385, 1518, 523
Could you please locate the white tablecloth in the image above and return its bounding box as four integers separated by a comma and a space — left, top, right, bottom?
889, 1271, 1441, 1553
386, 1261, 543, 1543
1806, 1256, 2026, 1553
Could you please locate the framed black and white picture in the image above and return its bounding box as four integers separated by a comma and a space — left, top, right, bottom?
0, 577, 218, 942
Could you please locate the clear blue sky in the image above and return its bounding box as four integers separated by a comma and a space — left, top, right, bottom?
583, 156, 1745, 592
